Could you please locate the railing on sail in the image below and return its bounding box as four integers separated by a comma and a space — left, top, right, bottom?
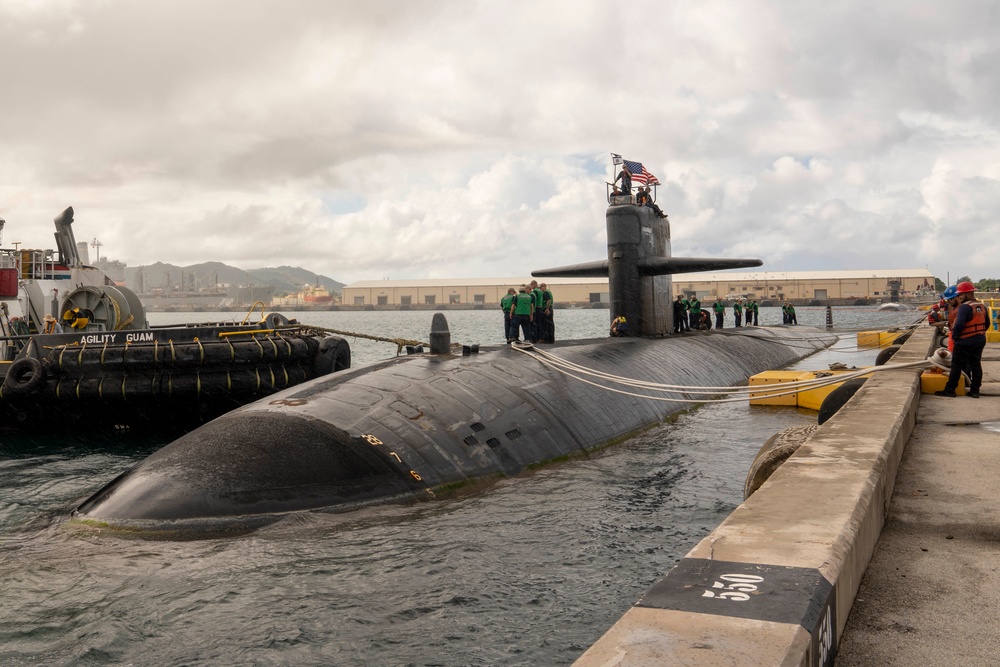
604, 182, 659, 205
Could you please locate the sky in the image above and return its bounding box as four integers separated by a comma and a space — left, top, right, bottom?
1, 0, 998, 285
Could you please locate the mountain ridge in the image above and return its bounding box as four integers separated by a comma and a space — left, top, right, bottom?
123, 262, 345, 295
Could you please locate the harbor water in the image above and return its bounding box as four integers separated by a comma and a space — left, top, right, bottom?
0, 307, 923, 666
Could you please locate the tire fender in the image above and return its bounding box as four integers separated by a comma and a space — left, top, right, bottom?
2, 357, 46, 396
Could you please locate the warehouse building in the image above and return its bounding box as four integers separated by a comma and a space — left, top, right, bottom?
340, 269, 937, 307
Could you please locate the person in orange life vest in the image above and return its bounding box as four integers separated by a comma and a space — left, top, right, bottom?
936, 281, 988, 398
43, 314, 64, 334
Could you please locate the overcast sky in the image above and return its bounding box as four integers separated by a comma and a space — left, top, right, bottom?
1, 1, 998, 284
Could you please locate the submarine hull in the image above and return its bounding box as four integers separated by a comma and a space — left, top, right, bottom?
74, 328, 834, 532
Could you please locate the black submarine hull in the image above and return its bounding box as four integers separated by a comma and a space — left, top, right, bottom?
74, 327, 834, 532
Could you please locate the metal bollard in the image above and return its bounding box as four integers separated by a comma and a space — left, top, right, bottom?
429, 313, 451, 355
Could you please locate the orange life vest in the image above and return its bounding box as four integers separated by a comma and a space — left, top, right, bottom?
956, 300, 988, 339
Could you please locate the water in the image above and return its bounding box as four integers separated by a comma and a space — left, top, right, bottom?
0, 308, 923, 666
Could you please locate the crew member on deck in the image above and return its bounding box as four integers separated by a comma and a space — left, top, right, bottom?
733, 299, 743, 327
539, 283, 554, 343
529, 280, 544, 343
614, 165, 632, 197
500, 288, 516, 342
688, 294, 702, 330
610, 315, 628, 337
508, 285, 534, 344
43, 314, 63, 334
713, 298, 725, 329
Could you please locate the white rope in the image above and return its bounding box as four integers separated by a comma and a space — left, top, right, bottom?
509, 341, 932, 404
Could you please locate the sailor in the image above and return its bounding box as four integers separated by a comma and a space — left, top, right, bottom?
672, 295, 685, 333
539, 283, 554, 343
713, 298, 725, 329
941, 285, 959, 351
936, 281, 987, 398
638, 186, 668, 218
788, 303, 797, 325
781, 303, 789, 324
610, 315, 628, 337
678, 295, 690, 331
43, 314, 63, 334
614, 165, 632, 197
688, 294, 702, 330
747, 298, 759, 326
733, 299, 743, 327
508, 285, 534, 344
529, 280, 544, 343
500, 288, 516, 342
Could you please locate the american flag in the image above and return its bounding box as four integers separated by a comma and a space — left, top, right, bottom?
623, 159, 661, 186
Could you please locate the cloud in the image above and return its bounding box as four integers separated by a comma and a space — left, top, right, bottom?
2, 0, 1000, 283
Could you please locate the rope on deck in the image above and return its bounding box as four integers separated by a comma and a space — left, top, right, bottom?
296, 324, 431, 356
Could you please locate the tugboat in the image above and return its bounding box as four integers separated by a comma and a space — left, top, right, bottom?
0, 207, 351, 432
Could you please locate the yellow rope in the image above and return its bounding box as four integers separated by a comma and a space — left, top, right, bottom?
297, 324, 429, 355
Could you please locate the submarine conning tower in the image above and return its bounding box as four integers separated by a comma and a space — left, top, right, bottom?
533, 202, 763, 336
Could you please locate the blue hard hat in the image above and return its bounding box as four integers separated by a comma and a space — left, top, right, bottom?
942, 285, 958, 300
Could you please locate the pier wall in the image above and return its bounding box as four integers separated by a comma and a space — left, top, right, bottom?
574, 326, 936, 666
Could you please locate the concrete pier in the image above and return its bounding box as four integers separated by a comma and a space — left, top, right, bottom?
573, 324, 980, 666
835, 344, 1000, 664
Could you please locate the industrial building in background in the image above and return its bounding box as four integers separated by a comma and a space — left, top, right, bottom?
341, 269, 937, 309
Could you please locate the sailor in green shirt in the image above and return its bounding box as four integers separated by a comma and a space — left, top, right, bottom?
500, 288, 516, 342
733, 300, 743, 327
713, 298, 725, 329
529, 280, 544, 343
509, 285, 534, 343
688, 295, 703, 329
747, 298, 759, 326
539, 282, 554, 343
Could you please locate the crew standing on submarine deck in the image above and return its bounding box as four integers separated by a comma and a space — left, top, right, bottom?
713, 298, 725, 329
529, 280, 544, 343
672, 295, 685, 333
500, 288, 516, 342
539, 283, 554, 343
733, 299, 743, 327
688, 294, 702, 330
508, 285, 534, 344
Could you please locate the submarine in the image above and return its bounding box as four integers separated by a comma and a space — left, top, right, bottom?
73, 201, 836, 534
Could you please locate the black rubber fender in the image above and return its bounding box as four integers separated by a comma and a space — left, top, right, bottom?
875, 344, 902, 366
2, 357, 47, 396
744, 424, 819, 499
266, 313, 290, 329
894, 331, 912, 345
818, 378, 867, 425
314, 336, 351, 376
